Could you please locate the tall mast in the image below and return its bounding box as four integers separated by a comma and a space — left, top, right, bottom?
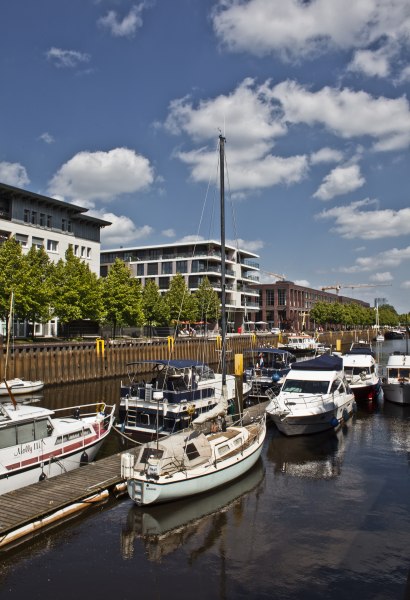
219, 134, 227, 387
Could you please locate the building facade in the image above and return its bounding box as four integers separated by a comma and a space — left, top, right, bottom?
100, 240, 260, 330
0, 182, 110, 336
253, 281, 370, 331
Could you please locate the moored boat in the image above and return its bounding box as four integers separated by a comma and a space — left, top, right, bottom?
0, 398, 115, 495
244, 347, 296, 403
266, 353, 355, 436
342, 342, 382, 401
382, 352, 410, 405
0, 378, 44, 397
281, 334, 321, 355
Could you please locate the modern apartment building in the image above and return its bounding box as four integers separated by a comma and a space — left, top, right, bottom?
100, 240, 260, 330
0, 182, 110, 336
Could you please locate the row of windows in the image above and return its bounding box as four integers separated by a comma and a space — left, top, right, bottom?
23, 209, 72, 233
0, 419, 51, 449
9, 234, 92, 258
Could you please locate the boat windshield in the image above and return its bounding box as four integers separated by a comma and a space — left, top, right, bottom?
282, 379, 330, 394
344, 366, 371, 375
388, 368, 410, 379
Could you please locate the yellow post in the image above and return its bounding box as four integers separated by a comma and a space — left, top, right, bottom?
336, 339, 342, 352
234, 353, 244, 417
167, 336, 174, 352
234, 353, 243, 376
96, 338, 104, 357
216, 335, 222, 349
251, 333, 256, 344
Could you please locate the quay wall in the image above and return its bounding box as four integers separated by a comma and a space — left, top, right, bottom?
0, 331, 365, 386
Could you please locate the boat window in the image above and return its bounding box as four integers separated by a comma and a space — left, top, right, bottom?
282, 380, 329, 394
399, 369, 410, 379
17, 421, 35, 444
217, 443, 231, 456
62, 430, 84, 442
141, 413, 150, 425
139, 447, 163, 463
0, 426, 17, 449
34, 419, 51, 440
388, 369, 399, 378
346, 367, 370, 376
330, 380, 340, 394
185, 442, 200, 461
233, 437, 243, 448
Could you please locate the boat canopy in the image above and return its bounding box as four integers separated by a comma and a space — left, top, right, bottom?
290, 354, 343, 371
345, 348, 374, 357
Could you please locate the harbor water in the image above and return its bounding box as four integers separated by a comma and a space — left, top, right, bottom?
1, 339, 409, 599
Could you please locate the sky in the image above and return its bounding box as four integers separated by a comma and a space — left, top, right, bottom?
1, 0, 410, 313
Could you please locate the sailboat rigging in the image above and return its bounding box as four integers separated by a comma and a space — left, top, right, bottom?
121, 134, 267, 506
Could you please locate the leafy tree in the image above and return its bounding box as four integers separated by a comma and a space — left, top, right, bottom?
310, 302, 331, 326
193, 276, 220, 326
0, 238, 24, 328
16, 246, 54, 339
164, 273, 197, 324
378, 304, 399, 326
101, 259, 144, 337
142, 279, 170, 328
50, 247, 104, 327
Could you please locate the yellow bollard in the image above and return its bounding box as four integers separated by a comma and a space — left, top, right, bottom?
216, 335, 222, 349
167, 336, 174, 352
96, 338, 104, 357
336, 339, 341, 352
234, 353, 243, 376
251, 333, 256, 344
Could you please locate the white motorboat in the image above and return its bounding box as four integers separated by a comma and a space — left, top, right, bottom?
121, 135, 266, 506
0, 377, 44, 397
382, 352, 410, 405
342, 342, 382, 401
266, 354, 355, 436
281, 334, 321, 355
0, 397, 115, 495
117, 359, 250, 437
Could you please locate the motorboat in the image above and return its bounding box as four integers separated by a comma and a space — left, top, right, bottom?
0, 378, 44, 397
121, 135, 266, 506
382, 352, 410, 405
244, 347, 296, 403
384, 329, 404, 340
0, 397, 115, 495
281, 334, 321, 355
117, 359, 251, 437
266, 354, 355, 436
342, 342, 382, 401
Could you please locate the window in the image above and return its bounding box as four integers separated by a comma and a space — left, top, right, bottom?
74, 245, 79, 256
39, 213, 45, 227
47, 239, 58, 252
147, 263, 158, 276
277, 288, 287, 305
31, 211, 37, 225
81, 246, 85, 257
162, 262, 173, 275
24, 209, 30, 223
158, 277, 170, 289
34, 419, 51, 439
32, 237, 44, 249
176, 260, 187, 273
62, 218, 67, 231
15, 233, 28, 247
136, 263, 144, 276
67, 220, 72, 232
47, 215, 52, 228
266, 290, 275, 305
87, 247, 91, 259
17, 422, 35, 444
0, 426, 17, 449
217, 443, 231, 457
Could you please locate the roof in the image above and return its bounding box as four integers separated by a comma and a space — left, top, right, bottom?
290, 354, 343, 371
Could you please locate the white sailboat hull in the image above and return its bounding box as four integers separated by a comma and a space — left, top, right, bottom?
0, 378, 44, 396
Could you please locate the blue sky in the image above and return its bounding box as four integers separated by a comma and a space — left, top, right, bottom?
1, 0, 410, 313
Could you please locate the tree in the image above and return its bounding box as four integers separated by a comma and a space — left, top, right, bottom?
50, 247, 104, 327
17, 246, 54, 339
193, 277, 220, 328
0, 238, 24, 329
164, 273, 197, 324
101, 259, 144, 337
142, 280, 170, 329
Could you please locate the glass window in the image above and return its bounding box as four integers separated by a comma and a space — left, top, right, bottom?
147, 263, 158, 276
15, 234, 28, 247
23, 209, 30, 223
39, 213, 45, 227
31, 211, 37, 225
47, 215, 52, 228
35, 419, 51, 439
62, 218, 67, 231
17, 421, 35, 444
0, 426, 16, 449
162, 262, 173, 275
176, 260, 187, 273
136, 263, 144, 276
32, 237, 44, 249
47, 239, 58, 252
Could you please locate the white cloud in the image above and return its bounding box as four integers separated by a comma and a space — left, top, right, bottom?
294, 279, 310, 287
95, 211, 153, 246
401, 280, 410, 289
348, 47, 392, 78
212, 0, 410, 62
227, 238, 264, 253
370, 272, 393, 282
162, 228, 176, 238
0, 161, 29, 187
313, 164, 365, 200
98, 4, 146, 37
48, 147, 154, 204
310, 147, 344, 165
317, 199, 410, 239
340, 246, 410, 273
272, 80, 410, 151
46, 47, 90, 68
39, 132, 55, 144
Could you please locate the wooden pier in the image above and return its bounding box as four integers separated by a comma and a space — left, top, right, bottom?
0, 447, 137, 549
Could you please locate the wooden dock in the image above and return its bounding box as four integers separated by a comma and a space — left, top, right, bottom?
0, 448, 137, 549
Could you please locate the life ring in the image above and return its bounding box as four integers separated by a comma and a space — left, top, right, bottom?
96, 402, 106, 414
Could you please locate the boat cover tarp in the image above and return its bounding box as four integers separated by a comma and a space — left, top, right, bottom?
290, 354, 343, 371
345, 348, 374, 356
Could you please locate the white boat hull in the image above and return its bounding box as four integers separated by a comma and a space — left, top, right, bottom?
0, 379, 44, 396
382, 383, 410, 405
126, 422, 266, 506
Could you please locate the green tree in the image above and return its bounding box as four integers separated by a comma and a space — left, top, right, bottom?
16, 246, 54, 339
51, 247, 104, 328
0, 238, 24, 328
142, 279, 170, 329
164, 273, 197, 324
310, 302, 331, 326
193, 276, 220, 327
378, 304, 399, 326
101, 259, 144, 337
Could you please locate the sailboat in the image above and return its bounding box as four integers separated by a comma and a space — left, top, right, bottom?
374, 301, 384, 343
0, 292, 44, 398
121, 135, 267, 506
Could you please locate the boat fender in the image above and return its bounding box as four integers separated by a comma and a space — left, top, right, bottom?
342, 408, 349, 422
271, 372, 281, 382
80, 451, 89, 466
73, 408, 80, 420
330, 416, 339, 428
39, 471, 47, 482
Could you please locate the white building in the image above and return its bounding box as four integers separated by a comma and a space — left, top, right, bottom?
100, 240, 260, 330
0, 182, 110, 336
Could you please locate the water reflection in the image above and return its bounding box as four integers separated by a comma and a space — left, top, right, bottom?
121, 459, 265, 562
266, 423, 350, 479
